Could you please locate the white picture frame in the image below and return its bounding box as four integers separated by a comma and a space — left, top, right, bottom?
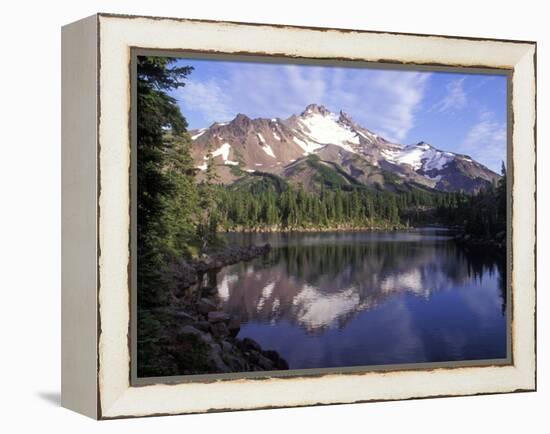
61, 13, 536, 419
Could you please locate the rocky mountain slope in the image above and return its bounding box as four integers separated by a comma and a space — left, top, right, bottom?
189, 103, 499, 193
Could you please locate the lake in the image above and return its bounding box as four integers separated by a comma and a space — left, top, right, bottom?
213, 229, 507, 370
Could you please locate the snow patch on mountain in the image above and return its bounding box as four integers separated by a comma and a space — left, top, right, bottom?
297, 112, 359, 153
380, 148, 401, 162
357, 130, 377, 141
382, 142, 453, 171
391, 147, 427, 170
424, 152, 453, 171
197, 142, 239, 170
212, 142, 231, 161
262, 145, 276, 158
191, 129, 206, 140
257, 133, 276, 158
293, 136, 322, 155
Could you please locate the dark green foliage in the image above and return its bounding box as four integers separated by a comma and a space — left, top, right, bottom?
196, 147, 227, 253
138, 56, 195, 93
212, 169, 506, 236
451, 163, 507, 240
137, 309, 179, 377
137, 56, 197, 306
231, 171, 287, 195
305, 155, 360, 189
214, 174, 436, 230
229, 164, 245, 177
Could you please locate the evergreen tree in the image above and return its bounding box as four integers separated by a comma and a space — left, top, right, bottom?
160, 133, 199, 257
136, 56, 194, 305
197, 144, 222, 251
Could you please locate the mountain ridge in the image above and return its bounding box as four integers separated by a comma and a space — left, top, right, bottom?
189, 104, 500, 193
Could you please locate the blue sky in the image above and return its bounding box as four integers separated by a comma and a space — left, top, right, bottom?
169, 58, 507, 173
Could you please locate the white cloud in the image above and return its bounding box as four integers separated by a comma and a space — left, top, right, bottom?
433, 77, 467, 113
175, 62, 431, 143
176, 79, 233, 125
367, 71, 432, 141
458, 110, 506, 173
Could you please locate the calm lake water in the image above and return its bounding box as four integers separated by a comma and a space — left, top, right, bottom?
214, 229, 507, 369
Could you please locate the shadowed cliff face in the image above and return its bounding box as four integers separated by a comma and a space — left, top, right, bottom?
207, 229, 506, 369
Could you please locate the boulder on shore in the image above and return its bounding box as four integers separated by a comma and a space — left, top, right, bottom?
208, 311, 231, 323
197, 298, 218, 315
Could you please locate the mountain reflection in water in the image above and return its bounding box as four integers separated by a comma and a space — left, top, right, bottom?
210, 229, 507, 369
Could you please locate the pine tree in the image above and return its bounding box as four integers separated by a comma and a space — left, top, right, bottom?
198, 144, 221, 252
136, 56, 194, 305
160, 133, 199, 257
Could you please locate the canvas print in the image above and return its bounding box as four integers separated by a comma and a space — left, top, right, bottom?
135, 55, 508, 379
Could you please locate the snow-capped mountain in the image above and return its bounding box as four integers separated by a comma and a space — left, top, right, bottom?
189, 104, 499, 192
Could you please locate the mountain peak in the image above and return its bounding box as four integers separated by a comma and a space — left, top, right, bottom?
234, 113, 250, 121
411, 141, 434, 150
301, 103, 332, 117
227, 113, 254, 133
231, 113, 252, 125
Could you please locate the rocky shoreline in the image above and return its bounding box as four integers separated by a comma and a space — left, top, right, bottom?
167, 243, 272, 289
138, 243, 290, 378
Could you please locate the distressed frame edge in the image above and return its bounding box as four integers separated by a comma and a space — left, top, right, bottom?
95, 14, 537, 419
95, 11, 537, 46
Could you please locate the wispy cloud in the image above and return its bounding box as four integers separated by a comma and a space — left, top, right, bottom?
174, 61, 431, 142
458, 110, 506, 173
366, 71, 432, 141
177, 79, 233, 123
433, 77, 467, 113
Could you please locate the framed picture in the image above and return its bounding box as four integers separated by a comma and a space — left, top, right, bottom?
61, 13, 536, 419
